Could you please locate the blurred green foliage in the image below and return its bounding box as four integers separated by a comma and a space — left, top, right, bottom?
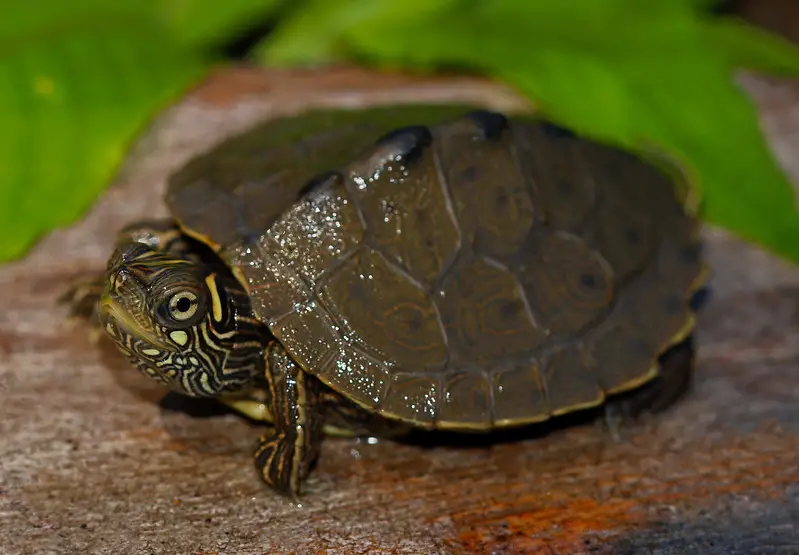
1, 0, 798, 263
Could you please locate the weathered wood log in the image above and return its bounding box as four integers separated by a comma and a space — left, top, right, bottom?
1, 66, 797, 554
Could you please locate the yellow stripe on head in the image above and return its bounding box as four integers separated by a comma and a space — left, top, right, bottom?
205, 273, 223, 322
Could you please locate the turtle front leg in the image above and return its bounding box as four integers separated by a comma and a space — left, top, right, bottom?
254, 341, 325, 498
59, 275, 108, 330
60, 219, 188, 330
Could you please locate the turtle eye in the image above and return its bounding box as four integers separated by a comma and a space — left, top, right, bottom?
167, 291, 200, 322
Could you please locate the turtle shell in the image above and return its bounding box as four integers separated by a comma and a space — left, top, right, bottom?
165, 105, 705, 430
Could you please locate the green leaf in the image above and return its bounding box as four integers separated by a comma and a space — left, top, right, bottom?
0, 0, 302, 263
255, 0, 452, 64
0, 16, 207, 262
0, 2, 152, 42
0, 1, 287, 50
258, 0, 799, 262
705, 18, 799, 75
154, 0, 286, 50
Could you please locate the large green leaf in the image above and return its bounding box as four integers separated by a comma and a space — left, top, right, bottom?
259, 0, 799, 262
153, 0, 286, 49
0, 1, 286, 50
0, 0, 292, 263
0, 16, 207, 262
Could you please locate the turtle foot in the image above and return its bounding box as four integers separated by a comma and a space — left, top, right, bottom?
58, 273, 106, 340
254, 431, 304, 499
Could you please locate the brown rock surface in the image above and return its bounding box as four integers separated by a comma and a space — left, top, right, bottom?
1, 66, 798, 554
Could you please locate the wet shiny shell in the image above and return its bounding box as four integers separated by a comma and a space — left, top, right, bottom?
166, 105, 704, 430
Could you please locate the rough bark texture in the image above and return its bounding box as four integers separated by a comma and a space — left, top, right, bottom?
1, 65, 798, 555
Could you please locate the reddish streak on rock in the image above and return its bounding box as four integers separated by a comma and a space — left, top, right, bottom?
444, 435, 799, 553
454, 496, 640, 554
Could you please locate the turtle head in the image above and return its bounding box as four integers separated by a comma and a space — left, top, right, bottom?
98, 241, 265, 397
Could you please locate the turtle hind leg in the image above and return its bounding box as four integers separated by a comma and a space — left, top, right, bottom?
622, 335, 695, 416
254, 342, 325, 498
602, 336, 695, 440
322, 390, 414, 439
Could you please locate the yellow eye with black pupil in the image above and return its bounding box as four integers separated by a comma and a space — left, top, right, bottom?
168, 291, 199, 321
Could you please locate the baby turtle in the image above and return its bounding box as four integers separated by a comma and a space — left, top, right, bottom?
64, 105, 706, 497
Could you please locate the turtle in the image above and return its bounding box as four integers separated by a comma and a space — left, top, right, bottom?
63, 104, 706, 498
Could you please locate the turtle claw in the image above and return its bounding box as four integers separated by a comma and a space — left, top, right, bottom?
599, 398, 651, 444
602, 402, 625, 444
